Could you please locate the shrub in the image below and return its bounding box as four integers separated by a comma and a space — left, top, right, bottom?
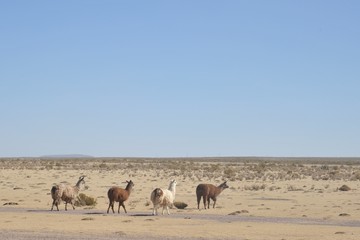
339, 185, 351, 191
320, 165, 329, 170
244, 184, 266, 191
173, 201, 188, 209
224, 167, 236, 179
287, 185, 302, 191
75, 193, 97, 207
351, 171, 360, 180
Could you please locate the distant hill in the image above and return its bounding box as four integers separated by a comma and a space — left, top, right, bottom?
40, 154, 94, 159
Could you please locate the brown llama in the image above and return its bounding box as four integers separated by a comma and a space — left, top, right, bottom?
107, 180, 134, 214
196, 181, 229, 209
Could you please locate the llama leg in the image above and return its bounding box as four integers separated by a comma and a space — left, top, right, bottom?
110, 202, 115, 213
118, 202, 121, 213
203, 196, 207, 209
207, 197, 211, 209
153, 204, 159, 215
53, 200, 59, 211
65, 202, 68, 211
121, 202, 127, 214
166, 206, 170, 215
107, 203, 111, 213
152, 204, 156, 215
212, 197, 217, 208
197, 195, 201, 209
51, 201, 59, 211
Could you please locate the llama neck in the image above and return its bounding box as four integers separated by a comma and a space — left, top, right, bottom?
215, 187, 223, 197
215, 184, 226, 195
169, 184, 176, 196
217, 182, 227, 190
125, 184, 133, 194
75, 179, 83, 191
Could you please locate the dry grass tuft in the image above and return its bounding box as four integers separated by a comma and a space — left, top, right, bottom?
338, 185, 351, 191
173, 201, 188, 209
244, 184, 266, 191
75, 193, 97, 207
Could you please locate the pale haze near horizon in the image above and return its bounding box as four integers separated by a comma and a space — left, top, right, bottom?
1, 1, 359, 158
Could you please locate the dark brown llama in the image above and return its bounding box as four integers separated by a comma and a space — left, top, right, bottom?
196, 181, 229, 209
107, 180, 134, 214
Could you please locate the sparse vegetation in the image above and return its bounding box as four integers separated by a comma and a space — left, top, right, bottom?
1, 157, 360, 182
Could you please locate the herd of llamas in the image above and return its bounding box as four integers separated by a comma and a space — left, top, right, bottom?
50, 176, 229, 215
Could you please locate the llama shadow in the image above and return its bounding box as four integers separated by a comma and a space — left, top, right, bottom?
130, 213, 154, 217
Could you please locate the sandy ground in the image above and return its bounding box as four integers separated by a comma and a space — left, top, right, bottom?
1, 158, 360, 239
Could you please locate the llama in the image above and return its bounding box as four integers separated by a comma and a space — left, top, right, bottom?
196, 181, 229, 209
150, 179, 177, 215
51, 176, 85, 211
107, 180, 134, 214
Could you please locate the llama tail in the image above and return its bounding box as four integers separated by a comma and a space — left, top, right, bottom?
51, 186, 59, 195
151, 188, 163, 203
154, 188, 163, 198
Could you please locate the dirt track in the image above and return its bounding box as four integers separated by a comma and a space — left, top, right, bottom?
2, 206, 360, 227
1, 206, 360, 240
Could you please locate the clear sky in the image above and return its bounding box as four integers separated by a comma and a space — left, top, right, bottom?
1, 1, 359, 158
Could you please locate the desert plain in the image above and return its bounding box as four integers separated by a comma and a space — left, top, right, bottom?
0, 157, 360, 240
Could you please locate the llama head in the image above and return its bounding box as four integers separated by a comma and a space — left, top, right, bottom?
125, 180, 135, 190
219, 181, 229, 189
168, 179, 177, 191
77, 176, 86, 189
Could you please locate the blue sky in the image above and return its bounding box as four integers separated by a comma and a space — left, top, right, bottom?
1, 1, 359, 157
